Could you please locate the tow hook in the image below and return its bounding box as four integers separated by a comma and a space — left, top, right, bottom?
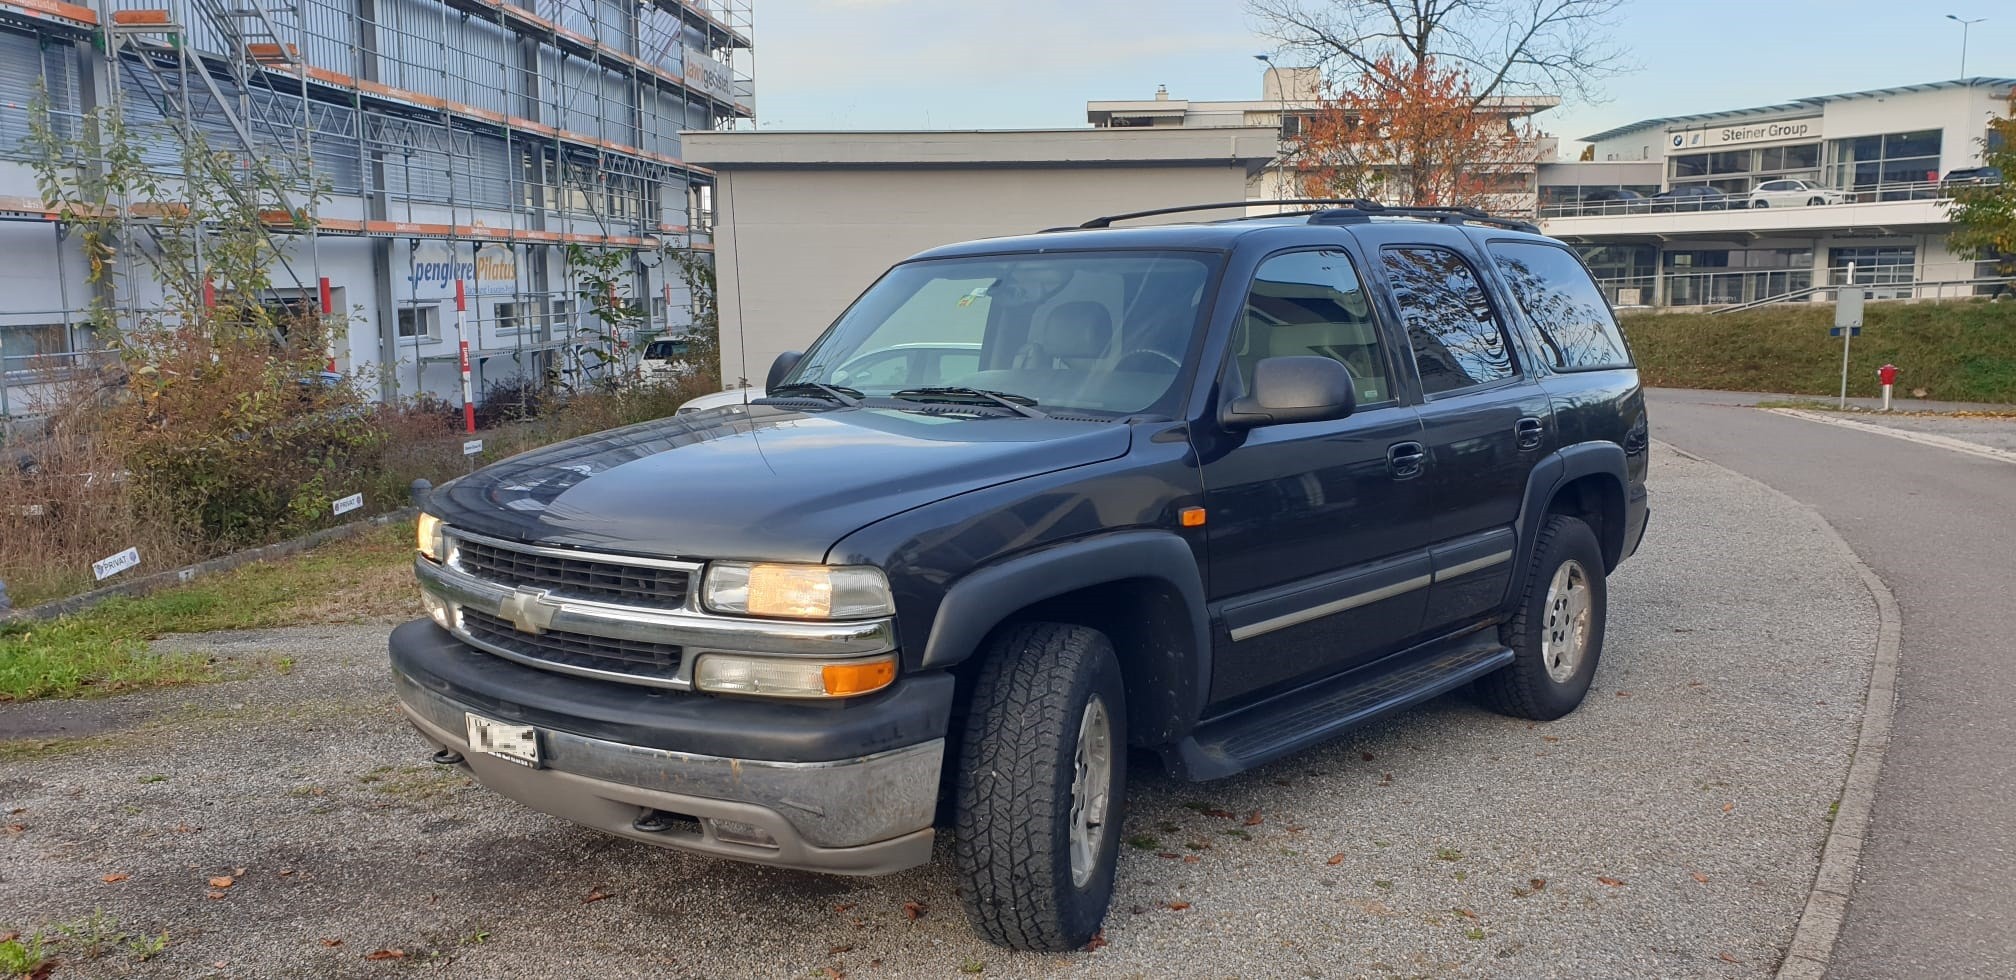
430, 748, 464, 766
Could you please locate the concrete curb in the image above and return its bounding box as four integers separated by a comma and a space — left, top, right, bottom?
2, 507, 417, 623
1771, 409, 2016, 467
1658, 440, 1901, 980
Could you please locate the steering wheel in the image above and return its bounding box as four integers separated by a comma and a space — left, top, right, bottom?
1115, 349, 1182, 373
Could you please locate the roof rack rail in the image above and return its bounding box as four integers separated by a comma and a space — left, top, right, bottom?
1074, 199, 1378, 229
1065, 199, 1541, 235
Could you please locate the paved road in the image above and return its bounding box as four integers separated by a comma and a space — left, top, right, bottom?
1648, 388, 2016, 979
1, 446, 1874, 979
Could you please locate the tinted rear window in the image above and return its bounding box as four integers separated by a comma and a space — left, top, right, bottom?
1486, 242, 1633, 371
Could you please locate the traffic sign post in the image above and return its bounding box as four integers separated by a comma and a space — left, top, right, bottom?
1835, 264, 1865, 409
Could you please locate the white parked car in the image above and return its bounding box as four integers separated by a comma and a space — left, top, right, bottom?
639, 336, 699, 383
1749, 179, 1853, 209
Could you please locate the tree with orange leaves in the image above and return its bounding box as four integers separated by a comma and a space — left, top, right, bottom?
1287, 55, 1542, 210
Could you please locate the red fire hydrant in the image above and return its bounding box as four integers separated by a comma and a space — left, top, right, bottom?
1878, 364, 1898, 411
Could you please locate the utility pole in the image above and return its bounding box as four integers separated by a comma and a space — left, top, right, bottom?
1255, 54, 1291, 210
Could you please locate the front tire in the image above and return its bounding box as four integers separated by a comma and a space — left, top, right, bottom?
1475, 515, 1608, 720
955, 623, 1128, 951
1753, 199, 1769, 208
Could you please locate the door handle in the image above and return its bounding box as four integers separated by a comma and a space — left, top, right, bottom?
1515, 416, 1544, 450
1387, 441, 1426, 480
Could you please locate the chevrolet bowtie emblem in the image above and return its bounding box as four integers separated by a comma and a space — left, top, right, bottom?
497, 587, 559, 635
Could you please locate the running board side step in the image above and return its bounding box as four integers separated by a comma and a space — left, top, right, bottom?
1164, 635, 1513, 781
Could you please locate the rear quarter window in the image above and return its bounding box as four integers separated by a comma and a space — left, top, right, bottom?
1486, 241, 1634, 371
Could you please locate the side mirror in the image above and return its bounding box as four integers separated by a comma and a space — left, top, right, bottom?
765, 350, 803, 391
1221, 356, 1356, 431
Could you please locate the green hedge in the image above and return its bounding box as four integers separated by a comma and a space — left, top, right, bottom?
1620, 300, 2016, 404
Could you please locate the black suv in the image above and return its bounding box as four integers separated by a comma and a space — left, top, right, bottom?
391, 200, 1650, 952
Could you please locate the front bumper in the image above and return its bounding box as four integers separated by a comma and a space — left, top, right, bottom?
389, 619, 951, 875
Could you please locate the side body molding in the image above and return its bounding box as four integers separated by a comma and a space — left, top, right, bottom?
920, 532, 1211, 740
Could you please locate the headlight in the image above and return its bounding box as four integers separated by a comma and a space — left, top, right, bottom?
703, 562, 893, 620
416, 512, 445, 561
694, 653, 896, 699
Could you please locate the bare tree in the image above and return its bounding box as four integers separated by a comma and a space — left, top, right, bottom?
1250, 0, 1630, 104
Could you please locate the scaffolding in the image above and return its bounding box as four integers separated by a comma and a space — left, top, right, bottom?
0, 0, 753, 415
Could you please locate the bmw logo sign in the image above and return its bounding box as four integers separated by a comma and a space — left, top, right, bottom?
1671, 134, 1685, 148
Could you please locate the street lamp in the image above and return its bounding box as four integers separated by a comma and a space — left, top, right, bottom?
1946, 14, 1986, 78
1255, 54, 1289, 205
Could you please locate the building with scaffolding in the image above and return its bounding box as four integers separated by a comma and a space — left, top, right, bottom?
0, 0, 753, 421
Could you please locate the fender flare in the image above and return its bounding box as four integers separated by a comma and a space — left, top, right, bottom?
919, 531, 1211, 738
1506, 442, 1627, 605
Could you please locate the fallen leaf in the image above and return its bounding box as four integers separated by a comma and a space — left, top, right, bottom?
363, 949, 407, 961
1615, 690, 1631, 698
1202, 807, 1235, 819
1723, 803, 1735, 813
1530, 877, 1547, 890
1243, 810, 1263, 827
320, 938, 343, 948
1157, 852, 1180, 860
6, 808, 21, 815
1691, 871, 1711, 884
1326, 853, 1345, 866
1542, 735, 1559, 743
1182, 854, 1201, 864
234, 866, 246, 876
174, 823, 199, 833
279, 869, 295, 877
1285, 824, 1305, 834
1360, 752, 1375, 761
1377, 773, 1392, 787
4, 823, 25, 834
209, 875, 235, 889
206, 890, 227, 900
833, 903, 855, 913
1719, 952, 1744, 964
902, 900, 925, 920
822, 968, 844, 980
1453, 907, 1478, 919
582, 888, 613, 904
828, 943, 852, 954
0, 931, 16, 942
1597, 876, 1626, 887
1165, 901, 1191, 911
1082, 931, 1108, 952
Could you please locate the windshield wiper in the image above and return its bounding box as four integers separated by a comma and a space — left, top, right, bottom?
760, 381, 862, 406
889, 386, 1046, 419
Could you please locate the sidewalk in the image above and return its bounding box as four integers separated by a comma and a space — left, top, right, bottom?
1648, 387, 2015, 415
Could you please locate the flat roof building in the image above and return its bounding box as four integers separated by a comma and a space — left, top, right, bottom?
1537, 77, 2013, 308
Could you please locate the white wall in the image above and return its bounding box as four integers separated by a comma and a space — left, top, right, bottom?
1821, 85, 2009, 169
709, 164, 1260, 388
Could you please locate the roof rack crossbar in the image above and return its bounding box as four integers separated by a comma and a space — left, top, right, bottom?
1077, 199, 1379, 229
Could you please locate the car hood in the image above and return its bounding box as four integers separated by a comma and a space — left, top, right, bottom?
427, 404, 1133, 563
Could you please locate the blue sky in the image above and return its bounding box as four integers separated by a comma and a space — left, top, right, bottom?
751, 0, 2013, 152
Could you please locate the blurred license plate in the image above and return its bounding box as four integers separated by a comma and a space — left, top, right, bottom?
465, 712, 540, 767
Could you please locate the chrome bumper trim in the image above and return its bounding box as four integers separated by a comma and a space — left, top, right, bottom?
394, 671, 942, 853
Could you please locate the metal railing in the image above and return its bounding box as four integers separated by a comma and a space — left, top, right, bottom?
1708, 276, 2016, 314
1594, 264, 2012, 310
1538, 177, 1994, 220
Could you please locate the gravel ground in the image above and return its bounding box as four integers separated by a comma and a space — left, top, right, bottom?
1818, 413, 2016, 453
0, 446, 1878, 980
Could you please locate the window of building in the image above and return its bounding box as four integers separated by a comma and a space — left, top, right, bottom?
1233, 249, 1393, 405
549, 299, 575, 337
1488, 242, 1632, 370
494, 301, 523, 334
1669, 141, 1822, 192
396, 305, 439, 342
1661, 247, 1814, 307
1, 323, 67, 372
1380, 247, 1516, 395
1826, 130, 1942, 196
1829, 246, 1915, 286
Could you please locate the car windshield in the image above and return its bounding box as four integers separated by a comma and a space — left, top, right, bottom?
783, 250, 1219, 416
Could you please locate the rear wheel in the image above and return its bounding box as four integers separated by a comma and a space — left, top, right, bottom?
1808, 196, 1826, 206
1753, 199, 1769, 208
955, 622, 1128, 951
1475, 515, 1607, 720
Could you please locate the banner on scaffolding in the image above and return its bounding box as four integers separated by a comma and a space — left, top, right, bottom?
408, 241, 518, 298
683, 48, 734, 102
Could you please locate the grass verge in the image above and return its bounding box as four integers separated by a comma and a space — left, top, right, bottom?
0, 521, 418, 703
1621, 299, 2016, 404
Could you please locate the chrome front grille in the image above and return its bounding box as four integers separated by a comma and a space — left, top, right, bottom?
451, 533, 692, 609
460, 608, 684, 684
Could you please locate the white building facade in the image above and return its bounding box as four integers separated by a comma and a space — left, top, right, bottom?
1538, 78, 2012, 308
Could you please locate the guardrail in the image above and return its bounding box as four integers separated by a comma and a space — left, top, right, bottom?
1595, 267, 2014, 310
1539, 177, 1995, 220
